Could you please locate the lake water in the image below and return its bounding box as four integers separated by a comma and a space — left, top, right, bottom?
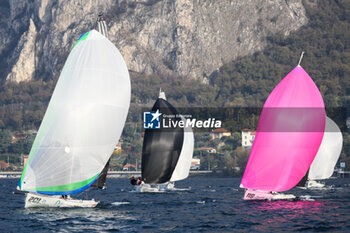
1, 176, 350, 232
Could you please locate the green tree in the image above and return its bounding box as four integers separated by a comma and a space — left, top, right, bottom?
0, 130, 12, 153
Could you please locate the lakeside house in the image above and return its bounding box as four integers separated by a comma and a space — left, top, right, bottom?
210, 128, 231, 140
11, 130, 37, 143
123, 163, 136, 171
0, 161, 9, 170
114, 142, 122, 152
241, 129, 256, 148
198, 147, 217, 153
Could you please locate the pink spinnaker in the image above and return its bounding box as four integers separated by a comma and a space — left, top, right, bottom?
241, 66, 325, 192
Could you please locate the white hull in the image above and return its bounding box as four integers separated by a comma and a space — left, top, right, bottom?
306, 180, 325, 188
25, 193, 99, 208
134, 184, 160, 193
133, 182, 191, 192
166, 182, 175, 190
134, 183, 170, 193
244, 189, 296, 201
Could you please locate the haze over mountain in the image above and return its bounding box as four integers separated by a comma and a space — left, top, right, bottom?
0, 0, 307, 82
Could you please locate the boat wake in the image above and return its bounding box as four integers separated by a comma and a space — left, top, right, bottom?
111, 201, 131, 206
297, 185, 335, 190
298, 195, 322, 201
196, 200, 206, 204
168, 187, 191, 191
308, 185, 334, 190
129, 189, 167, 194
203, 189, 216, 192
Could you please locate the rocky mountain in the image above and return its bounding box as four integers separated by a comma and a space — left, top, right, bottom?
0, 0, 307, 83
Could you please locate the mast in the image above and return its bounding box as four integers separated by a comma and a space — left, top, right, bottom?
298, 51, 305, 66
159, 88, 167, 100
96, 12, 108, 38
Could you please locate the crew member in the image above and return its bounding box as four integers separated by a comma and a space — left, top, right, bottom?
130, 176, 143, 185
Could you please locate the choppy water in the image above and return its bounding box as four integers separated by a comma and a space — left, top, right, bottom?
1, 177, 350, 232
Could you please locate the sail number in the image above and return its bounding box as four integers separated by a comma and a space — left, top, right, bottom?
28, 197, 42, 203
246, 193, 255, 199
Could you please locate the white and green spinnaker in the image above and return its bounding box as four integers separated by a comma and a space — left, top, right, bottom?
18, 30, 130, 195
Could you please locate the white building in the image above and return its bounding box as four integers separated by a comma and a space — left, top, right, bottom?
210, 128, 231, 140
241, 129, 256, 148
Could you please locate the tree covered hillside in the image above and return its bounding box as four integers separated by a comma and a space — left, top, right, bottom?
0, 0, 349, 171
211, 0, 350, 109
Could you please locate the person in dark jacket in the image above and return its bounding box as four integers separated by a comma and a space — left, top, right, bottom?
130, 176, 143, 185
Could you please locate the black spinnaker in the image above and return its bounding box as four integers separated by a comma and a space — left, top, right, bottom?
141, 92, 184, 184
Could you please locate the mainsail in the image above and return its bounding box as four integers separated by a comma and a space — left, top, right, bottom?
18, 30, 131, 195
241, 65, 325, 192
170, 115, 194, 182
308, 116, 343, 180
141, 93, 184, 184
296, 169, 309, 187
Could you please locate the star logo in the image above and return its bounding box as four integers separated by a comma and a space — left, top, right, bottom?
150, 110, 162, 123
143, 110, 162, 129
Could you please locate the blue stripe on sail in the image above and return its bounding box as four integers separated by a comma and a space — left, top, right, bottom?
78, 31, 89, 40
17, 178, 22, 190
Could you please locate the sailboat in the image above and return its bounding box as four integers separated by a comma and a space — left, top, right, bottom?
241, 53, 326, 200
305, 116, 343, 188
135, 90, 194, 192
17, 19, 131, 207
